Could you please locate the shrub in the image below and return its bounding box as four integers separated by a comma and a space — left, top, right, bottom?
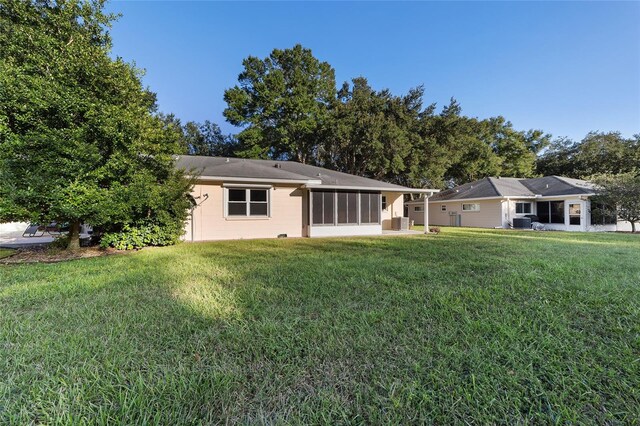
100, 222, 183, 250
50, 235, 71, 250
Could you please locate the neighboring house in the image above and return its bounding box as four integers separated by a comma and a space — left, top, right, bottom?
176, 156, 438, 241
406, 176, 634, 232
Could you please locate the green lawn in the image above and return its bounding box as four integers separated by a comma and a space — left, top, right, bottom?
0, 248, 14, 260
1, 228, 639, 424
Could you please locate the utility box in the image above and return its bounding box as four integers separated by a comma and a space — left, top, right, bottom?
392, 217, 410, 231
513, 217, 532, 229
449, 212, 461, 227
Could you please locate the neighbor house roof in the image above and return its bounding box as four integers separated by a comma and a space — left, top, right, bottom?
175, 155, 438, 193
406, 176, 595, 203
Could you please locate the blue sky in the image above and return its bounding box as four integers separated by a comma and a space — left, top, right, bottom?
106, 1, 640, 141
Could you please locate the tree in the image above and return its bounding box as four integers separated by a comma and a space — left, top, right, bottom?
421, 100, 548, 187
183, 120, 240, 157
223, 44, 336, 163
0, 0, 192, 249
537, 132, 639, 178
320, 77, 419, 182
591, 173, 640, 232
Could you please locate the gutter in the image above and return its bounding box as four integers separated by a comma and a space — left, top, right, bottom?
194, 175, 322, 185
305, 185, 440, 193
408, 193, 597, 204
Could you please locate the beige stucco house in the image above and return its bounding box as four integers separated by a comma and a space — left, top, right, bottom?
176, 156, 438, 241
406, 176, 634, 232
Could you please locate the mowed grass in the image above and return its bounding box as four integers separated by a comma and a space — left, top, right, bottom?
0, 248, 14, 259
1, 229, 639, 424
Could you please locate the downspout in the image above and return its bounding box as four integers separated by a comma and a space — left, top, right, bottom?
190, 193, 209, 242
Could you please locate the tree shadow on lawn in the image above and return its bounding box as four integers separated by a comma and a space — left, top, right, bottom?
1, 236, 639, 424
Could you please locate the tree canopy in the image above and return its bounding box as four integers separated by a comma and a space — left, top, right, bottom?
537, 132, 640, 179
224, 44, 336, 164
222, 45, 550, 189
0, 0, 192, 249
592, 172, 640, 232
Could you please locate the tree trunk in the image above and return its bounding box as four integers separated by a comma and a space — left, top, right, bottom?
632, 221, 636, 233
67, 220, 81, 250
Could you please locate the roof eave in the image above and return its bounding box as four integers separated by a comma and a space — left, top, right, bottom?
195, 175, 322, 185
304, 184, 439, 193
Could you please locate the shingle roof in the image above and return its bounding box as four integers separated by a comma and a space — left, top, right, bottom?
175, 155, 427, 192
425, 176, 594, 202
520, 176, 594, 196
428, 178, 501, 201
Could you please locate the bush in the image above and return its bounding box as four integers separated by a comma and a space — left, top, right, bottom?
100, 222, 183, 250
50, 235, 71, 249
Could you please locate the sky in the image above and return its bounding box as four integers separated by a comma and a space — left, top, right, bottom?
106, 1, 640, 142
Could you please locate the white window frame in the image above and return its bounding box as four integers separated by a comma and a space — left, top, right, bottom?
381, 195, 387, 211
515, 202, 532, 215
569, 203, 581, 225
224, 186, 271, 218
462, 203, 480, 212
441, 205, 447, 212
414, 205, 423, 212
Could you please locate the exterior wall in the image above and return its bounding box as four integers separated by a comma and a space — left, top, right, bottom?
504, 199, 533, 228
186, 183, 401, 241
424, 200, 503, 228
532, 197, 586, 232
186, 182, 305, 241
381, 192, 404, 230
408, 202, 427, 226
411, 196, 638, 232
309, 224, 382, 237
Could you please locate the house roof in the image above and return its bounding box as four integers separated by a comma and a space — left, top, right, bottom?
408, 176, 594, 203
175, 155, 437, 193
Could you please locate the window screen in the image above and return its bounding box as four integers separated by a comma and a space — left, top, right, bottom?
590, 203, 617, 225
312, 191, 335, 225
537, 201, 565, 224
550, 201, 564, 223
360, 192, 380, 224
337, 192, 358, 224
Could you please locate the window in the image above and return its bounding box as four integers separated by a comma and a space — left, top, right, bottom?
414, 206, 423, 212
338, 192, 358, 224
312, 191, 334, 225
441, 205, 447, 212
569, 203, 581, 225
227, 188, 269, 217
381, 196, 387, 211
312, 190, 381, 226
536, 201, 565, 224
515, 202, 532, 214
590, 203, 617, 225
360, 192, 380, 224
462, 203, 480, 212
